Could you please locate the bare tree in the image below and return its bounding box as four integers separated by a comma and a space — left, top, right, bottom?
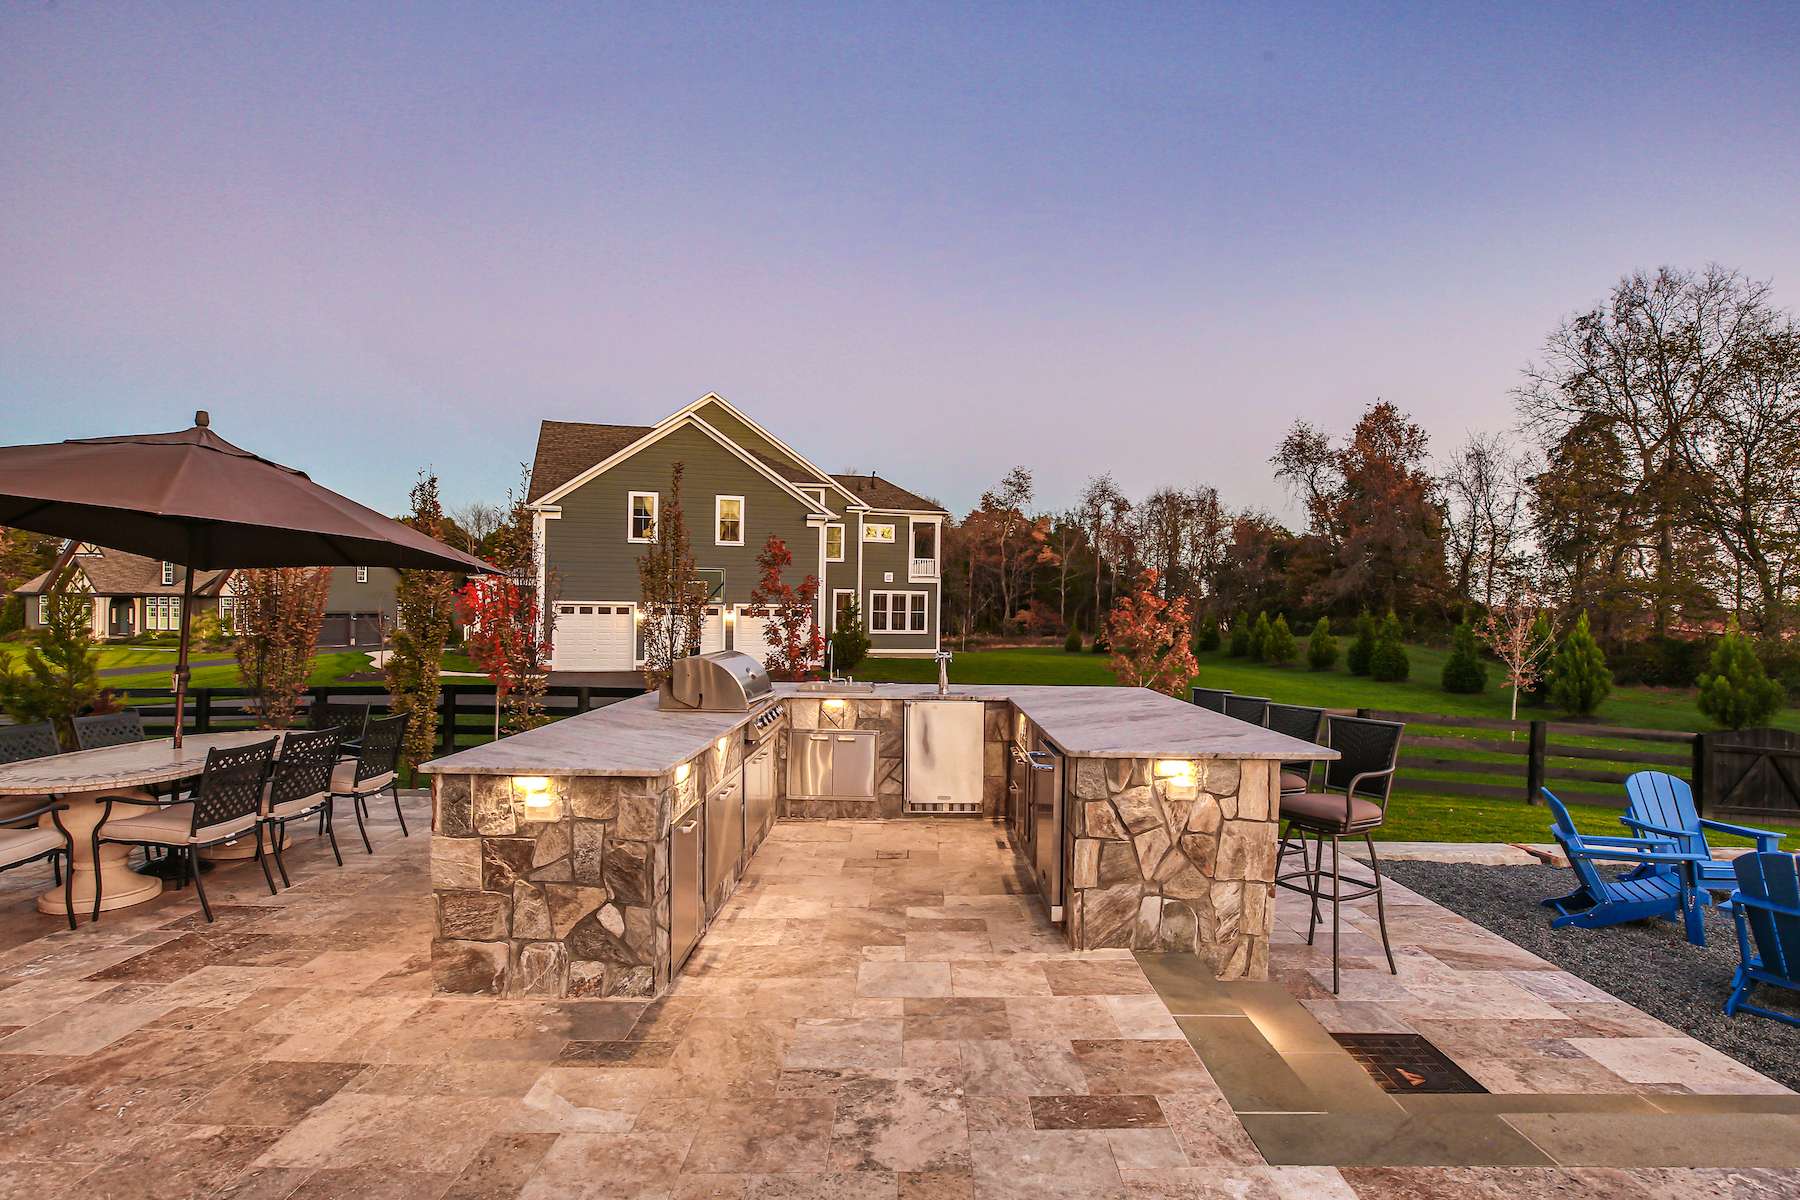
1078, 474, 1131, 636
1441, 432, 1532, 608
1479, 593, 1557, 723
449, 501, 504, 554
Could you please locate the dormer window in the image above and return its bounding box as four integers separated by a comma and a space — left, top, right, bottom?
356, 566, 369, 584
161, 562, 176, 586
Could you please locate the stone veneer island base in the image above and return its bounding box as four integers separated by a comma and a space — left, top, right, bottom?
421, 683, 1332, 999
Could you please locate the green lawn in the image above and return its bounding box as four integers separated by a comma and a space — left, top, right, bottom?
1, 642, 182, 673
105, 651, 374, 690
859, 644, 1800, 848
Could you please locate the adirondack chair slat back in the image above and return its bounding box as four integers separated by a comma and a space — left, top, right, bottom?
1734, 852, 1800, 980
1625, 772, 1701, 853
1545, 792, 1611, 899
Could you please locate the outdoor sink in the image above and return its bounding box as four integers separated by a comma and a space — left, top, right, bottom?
795, 681, 877, 694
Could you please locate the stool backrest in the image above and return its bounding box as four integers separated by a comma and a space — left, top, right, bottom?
1190, 687, 1231, 713
1321, 715, 1404, 807
0, 722, 61, 764
269, 728, 343, 811
1222, 695, 1270, 726
191, 738, 278, 834
1266, 703, 1324, 744
73, 709, 145, 751
357, 714, 408, 782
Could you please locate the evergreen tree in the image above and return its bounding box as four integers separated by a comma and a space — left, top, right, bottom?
1440, 621, 1488, 694
1249, 611, 1273, 661
1347, 610, 1377, 675
1063, 628, 1084, 653
1195, 623, 1221, 653
1697, 618, 1785, 730
1307, 616, 1338, 671
1368, 611, 1410, 682
0, 591, 108, 747
1549, 610, 1612, 716
1227, 614, 1251, 657
1523, 610, 1555, 706
833, 599, 874, 672
1265, 614, 1298, 665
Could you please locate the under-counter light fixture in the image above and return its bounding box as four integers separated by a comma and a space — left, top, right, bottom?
513, 775, 558, 820
822, 698, 846, 711
1154, 759, 1197, 786
675, 762, 691, 784
715, 736, 730, 754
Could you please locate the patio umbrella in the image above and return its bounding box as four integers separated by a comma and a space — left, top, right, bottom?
0, 411, 497, 745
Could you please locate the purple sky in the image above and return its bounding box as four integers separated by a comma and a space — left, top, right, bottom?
5, 3, 1799, 522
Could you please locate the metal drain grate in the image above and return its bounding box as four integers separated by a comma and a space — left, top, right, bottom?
1331, 1034, 1487, 1095
905, 799, 981, 815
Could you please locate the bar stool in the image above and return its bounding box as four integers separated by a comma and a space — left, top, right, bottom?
1190, 687, 1231, 713
1273, 715, 1404, 993
1222, 694, 1270, 726
1266, 703, 1326, 795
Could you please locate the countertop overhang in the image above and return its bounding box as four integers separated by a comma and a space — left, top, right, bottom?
420, 683, 1337, 778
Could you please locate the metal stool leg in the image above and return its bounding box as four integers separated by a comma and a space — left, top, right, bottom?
1363, 833, 1398, 975
1330, 834, 1342, 995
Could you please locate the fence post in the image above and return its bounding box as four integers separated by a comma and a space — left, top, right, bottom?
195, 689, 212, 734
1525, 720, 1547, 805
1692, 732, 1709, 817
577, 686, 591, 714
440, 686, 460, 755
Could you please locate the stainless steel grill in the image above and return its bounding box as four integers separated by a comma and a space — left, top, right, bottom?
658, 651, 773, 713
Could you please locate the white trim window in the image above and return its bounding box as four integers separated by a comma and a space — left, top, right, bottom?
161, 561, 176, 586
824, 523, 845, 562
867, 590, 928, 634
355, 566, 369, 584
831, 588, 857, 631
909, 519, 939, 581
715, 495, 744, 546
628, 491, 659, 542
863, 522, 895, 543
145, 595, 183, 632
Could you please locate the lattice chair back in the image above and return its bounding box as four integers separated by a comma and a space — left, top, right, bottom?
73, 709, 145, 751
1321, 715, 1404, 808
0, 721, 62, 764
188, 738, 277, 834
1190, 687, 1231, 713
1222, 695, 1271, 726
311, 702, 371, 740
357, 714, 408, 784
269, 728, 343, 811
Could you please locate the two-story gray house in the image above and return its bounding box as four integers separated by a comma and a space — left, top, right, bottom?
527, 394, 946, 672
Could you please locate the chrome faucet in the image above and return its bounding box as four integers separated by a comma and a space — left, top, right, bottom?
934, 649, 953, 696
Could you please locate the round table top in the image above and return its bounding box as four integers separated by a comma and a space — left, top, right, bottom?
0, 731, 278, 796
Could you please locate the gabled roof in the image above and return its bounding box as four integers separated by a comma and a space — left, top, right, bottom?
528, 421, 653, 504
13, 548, 232, 597
747, 448, 825, 485
831, 474, 948, 514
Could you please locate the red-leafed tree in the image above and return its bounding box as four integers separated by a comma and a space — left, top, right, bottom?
460, 477, 553, 736
746, 534, 824, 680
1104, 569, 1198, 695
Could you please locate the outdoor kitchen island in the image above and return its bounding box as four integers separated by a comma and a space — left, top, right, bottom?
421, 673, 1335, 999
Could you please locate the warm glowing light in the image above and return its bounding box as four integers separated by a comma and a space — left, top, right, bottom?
514, 776, 554, 811
1154, 760, 1197, 785
715, 737, 729, 754
823, 698, 846, 710
675, 763, 691, 783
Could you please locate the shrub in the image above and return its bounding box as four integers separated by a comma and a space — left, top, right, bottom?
1347, 610, 1377, 675
1249, 611, 1273, 661
1440, 621, 1488, 694
0, 593, 109, 747
0, 595, 22, 638
1524, 610, 1555, 705
1063, 628, 1083, 654
1265, 614, 1297, 665
189, 608, 228, 651
1368, 612, 1410, 682
1697, 619, 1785, 729
1307, 617, 1338, 670
1195, 623, 1221, 653
1550, 610, 1612, 716
1227, 616, 1250, 658
1609, 635, 1710, 689
832, 599, 872, 672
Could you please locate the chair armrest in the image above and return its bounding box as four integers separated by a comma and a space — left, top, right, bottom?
0, 801, 71, 824
1344, 766, 1396, 800
93, 794, 166, 809
1583, 833, 1678, 849
1728, 891, 1800, 919
1699, 818, 1787, 851
1621, 816, 1688, 840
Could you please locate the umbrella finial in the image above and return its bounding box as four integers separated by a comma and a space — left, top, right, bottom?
194, 410, 210, 428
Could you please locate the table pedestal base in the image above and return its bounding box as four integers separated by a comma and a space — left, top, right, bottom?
37, 786, 164, 916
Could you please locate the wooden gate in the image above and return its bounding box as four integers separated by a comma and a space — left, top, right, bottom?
1705, 728, 1800, 819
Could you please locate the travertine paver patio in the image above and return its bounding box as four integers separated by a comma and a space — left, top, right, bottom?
0, 804, 1794, 1198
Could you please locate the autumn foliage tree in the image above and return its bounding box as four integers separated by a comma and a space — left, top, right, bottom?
1479, 598, 1557, 721
747, 534, 824, 680
461, 476, 553, 736
232, 567, 331, 728
1104, 570, 1197, 695
635, 463, 703, 688
386, 471, 459, 770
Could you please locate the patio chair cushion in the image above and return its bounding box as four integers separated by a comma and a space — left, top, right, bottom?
102, 802, 257, 846
0, 826, 64, 869
331, 762, 395, 795
262, 783, 329, 821
1279, 770, 1309, 794
0, 796, 49, 827
1278, 791, 1385, 833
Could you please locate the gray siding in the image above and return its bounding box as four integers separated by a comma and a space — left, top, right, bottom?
546, 422, 823, 606
324, 566, 398, 615
857, 514, 939, 652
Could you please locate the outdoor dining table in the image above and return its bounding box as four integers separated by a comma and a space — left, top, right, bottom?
0, 730, 274, 917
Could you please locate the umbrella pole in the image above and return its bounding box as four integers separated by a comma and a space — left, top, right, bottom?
173, 556, 195, 748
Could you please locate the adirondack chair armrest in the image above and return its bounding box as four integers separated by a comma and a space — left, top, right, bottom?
1698, 818, 1786, 851
1727, 890, 1800, 920
1620, 816, 1687, 840
1575, 845, 1701, 868
1584, 833, 1679, 850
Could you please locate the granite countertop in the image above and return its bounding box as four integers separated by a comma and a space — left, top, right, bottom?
0, 731, 276, 796
420, 682, 1335, 778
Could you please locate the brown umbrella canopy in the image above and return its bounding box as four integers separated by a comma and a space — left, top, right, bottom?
0, 412, 494, 574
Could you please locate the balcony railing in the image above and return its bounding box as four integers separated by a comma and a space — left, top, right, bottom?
910, 557, 938, 580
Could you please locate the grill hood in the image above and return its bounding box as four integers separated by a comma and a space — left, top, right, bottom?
658, 651, 773, 713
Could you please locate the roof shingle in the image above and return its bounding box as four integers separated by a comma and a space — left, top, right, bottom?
830, 474, 947, 513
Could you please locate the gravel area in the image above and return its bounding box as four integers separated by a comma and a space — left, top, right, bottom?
1379, 858, 1800, 1092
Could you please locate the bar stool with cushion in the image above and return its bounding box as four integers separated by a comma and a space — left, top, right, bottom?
0, 721, 67, 887
1190, 687, 1232, 713
1222, 694, 1271, 726
1273, 715, 1404, 994
262, 727, 345, 887
0, 801, 75, 929
91, 737, 279, 923
72, 710, 146, 750
1266, 703, 1326, 796
329, 713, 408, 852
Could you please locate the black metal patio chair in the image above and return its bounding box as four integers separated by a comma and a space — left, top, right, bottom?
72, 709, 145, 751
1273, 714, 1404, 994
1266, 702, 1326, 796
0, 801, 75, 929
0, 721, 67, 886
328, 713, 408, 851
262, 727, 346, 887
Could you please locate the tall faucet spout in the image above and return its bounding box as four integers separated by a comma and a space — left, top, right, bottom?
934, 650, 953, 696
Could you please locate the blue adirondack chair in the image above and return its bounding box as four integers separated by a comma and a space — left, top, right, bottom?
1620, 771, 1786, 897
1724, 851, 1800, 1028
1540, 788, 1709, 944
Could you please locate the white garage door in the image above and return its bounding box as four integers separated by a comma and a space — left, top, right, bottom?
733, 605, 774, 668
700, 606, 725, 655
553, 603, 634, 670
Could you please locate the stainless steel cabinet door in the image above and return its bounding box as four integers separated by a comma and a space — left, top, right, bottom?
671, 810, 702, 967
788, 732, 834, 798
831, 732, 877, 799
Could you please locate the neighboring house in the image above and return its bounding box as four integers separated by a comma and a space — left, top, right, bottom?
14, 545, 398, 647
528, 393, 947, 672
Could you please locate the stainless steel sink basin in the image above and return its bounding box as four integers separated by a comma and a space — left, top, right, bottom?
794, 681, 877, 694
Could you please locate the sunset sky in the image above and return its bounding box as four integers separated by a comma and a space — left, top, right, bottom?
5, 3, 1799, 521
